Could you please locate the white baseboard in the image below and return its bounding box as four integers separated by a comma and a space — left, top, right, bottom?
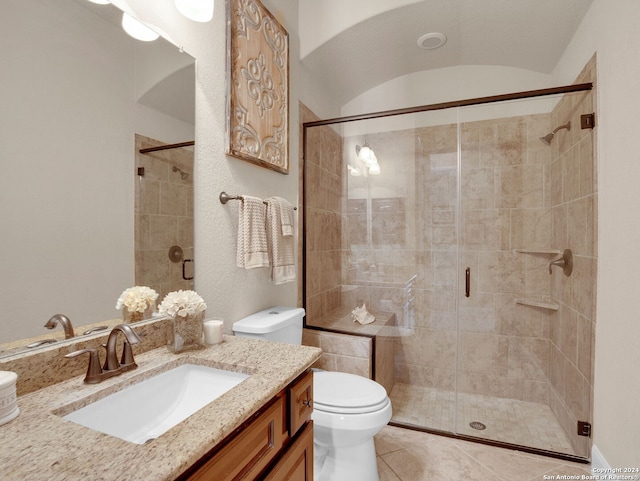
592, 445, 611, 472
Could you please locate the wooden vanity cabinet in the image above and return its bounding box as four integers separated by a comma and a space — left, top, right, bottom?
264, 422, 313, 481
180, 370, 313, 481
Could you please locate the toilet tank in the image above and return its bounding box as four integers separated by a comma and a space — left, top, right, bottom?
232, 307, 305, 344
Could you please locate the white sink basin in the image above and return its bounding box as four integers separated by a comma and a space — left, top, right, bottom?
62, 364, 249, 444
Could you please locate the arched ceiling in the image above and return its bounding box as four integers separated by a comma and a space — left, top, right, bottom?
138, 64, 195, 124
300, 0, 593, 105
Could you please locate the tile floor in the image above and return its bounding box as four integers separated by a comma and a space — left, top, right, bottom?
390, 383, 575, 455
375, 425, 592, 481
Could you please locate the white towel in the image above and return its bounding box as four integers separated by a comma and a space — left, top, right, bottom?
279, 198, 294, 237
236, 195, 269, 269
265, 197, 296, 284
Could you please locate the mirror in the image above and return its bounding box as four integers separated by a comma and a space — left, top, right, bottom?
0, 0, 195, 356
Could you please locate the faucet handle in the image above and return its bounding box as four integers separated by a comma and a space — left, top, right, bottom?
120, 341, 137, 367
549, 248, 573, 276
65, 348, 103, 384
100, 343, 110, 371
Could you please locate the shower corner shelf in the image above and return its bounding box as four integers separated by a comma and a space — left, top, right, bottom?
514, 298, 559, 311
514, 249, 561, 255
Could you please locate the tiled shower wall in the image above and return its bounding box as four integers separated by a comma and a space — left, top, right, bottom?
301, 106, 344, 321
547, 56, 597, 455
134, 134, 194, 301
300, 103, 377, 377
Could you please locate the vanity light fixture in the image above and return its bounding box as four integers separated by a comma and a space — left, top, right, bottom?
175, 0, 214, 22
121, 12, 159, 42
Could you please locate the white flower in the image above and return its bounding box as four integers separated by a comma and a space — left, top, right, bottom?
158, 290, 207, 318
116, 286, 159, 313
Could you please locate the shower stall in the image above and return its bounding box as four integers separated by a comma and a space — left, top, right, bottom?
302, 62, 596, 461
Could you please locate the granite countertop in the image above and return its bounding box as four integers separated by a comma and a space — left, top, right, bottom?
0, 336, 322, 481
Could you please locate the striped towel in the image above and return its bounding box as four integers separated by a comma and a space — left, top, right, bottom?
236, 196, 269, 269
265, 197, 296, 284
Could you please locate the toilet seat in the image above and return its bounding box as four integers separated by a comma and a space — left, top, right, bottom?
313, 371, 389, 414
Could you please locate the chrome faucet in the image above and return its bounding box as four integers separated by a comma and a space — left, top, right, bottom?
65, 324, 141, 384
44, 314, 75, 339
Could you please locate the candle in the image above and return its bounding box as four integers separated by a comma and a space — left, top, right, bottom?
203, 318, 224, 345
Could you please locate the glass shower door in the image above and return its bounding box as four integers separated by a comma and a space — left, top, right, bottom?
454, 92, 595, 459
376, 110, 461, 435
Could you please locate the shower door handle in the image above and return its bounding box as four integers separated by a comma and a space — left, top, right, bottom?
182, 259, 194, 281
465, 268, 470, 297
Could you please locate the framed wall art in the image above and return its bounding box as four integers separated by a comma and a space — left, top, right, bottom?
226, 0, 289, 174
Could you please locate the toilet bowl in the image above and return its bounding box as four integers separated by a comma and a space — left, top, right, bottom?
312, 371, 392, 481
233, 307, 392, 481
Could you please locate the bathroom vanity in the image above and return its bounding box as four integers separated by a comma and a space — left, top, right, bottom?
0, 336, 321, 481
180, 370, 314, 480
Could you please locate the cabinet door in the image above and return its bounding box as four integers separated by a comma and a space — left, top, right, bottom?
187, 395, 286, 481
288, 371, 313, 437
264, 422, 313, 481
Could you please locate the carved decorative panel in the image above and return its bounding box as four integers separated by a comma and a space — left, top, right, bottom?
227, 0, 289, 174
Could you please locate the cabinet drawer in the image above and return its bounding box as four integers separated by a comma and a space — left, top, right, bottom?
264, 421, 314, 481
288, 371, 313, 437
188, 395, 286, 481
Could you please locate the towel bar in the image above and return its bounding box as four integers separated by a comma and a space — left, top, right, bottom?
219, 191, 297, 210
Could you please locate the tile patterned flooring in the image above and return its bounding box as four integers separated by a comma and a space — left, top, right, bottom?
375, 425, 592, 481
390, 383, 575, 456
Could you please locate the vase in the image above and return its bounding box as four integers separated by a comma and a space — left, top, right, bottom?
122, 305, 154, 324
168, 311, 205, 353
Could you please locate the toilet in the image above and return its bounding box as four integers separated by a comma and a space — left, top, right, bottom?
233, 307, 392, 481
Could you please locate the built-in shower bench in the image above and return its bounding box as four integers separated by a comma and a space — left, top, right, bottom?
302, 306, 398, 395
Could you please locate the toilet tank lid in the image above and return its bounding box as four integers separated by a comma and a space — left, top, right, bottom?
232, 307, 305, 334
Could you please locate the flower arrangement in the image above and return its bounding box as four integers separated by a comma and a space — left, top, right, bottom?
116, 286, 159, 322
158, 290, 207, 318
158, 290, 207, 353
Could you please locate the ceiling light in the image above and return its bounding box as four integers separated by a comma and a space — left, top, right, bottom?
355, 142, 381, 176
175, 0, 214, 22
357, 145, 374, 163
364, 151, 378, 169
417, 32, 447, 50
121, 13, 160, 42
85, 0, 111, 4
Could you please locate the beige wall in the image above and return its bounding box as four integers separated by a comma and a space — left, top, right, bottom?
586, 0, 640, 468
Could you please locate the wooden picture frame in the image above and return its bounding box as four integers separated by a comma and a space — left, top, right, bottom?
226, 0, 289, 174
